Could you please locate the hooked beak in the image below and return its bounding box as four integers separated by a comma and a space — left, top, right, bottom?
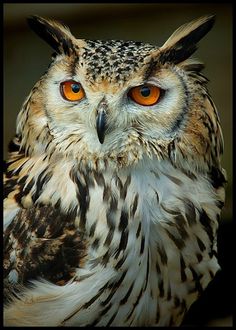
96, 100, 107, 144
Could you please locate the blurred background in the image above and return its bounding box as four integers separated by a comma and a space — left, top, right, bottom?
4, 3, 232, 326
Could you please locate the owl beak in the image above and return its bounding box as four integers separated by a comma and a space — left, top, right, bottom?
96, 107, 107, 144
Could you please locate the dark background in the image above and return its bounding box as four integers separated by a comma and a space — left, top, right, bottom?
4, 3, 233, 326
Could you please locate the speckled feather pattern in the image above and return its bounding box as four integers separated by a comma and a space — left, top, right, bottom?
81, 40, 158, 83
4, 15, 226, 326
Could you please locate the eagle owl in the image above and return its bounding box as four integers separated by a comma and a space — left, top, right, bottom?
4, 15, 226, 326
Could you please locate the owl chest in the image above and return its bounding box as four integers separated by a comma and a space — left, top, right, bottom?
72, 164, 197, 326
79, 163, 185, 257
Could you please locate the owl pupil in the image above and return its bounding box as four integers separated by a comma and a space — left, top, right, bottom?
71, 84, 80, 93
140, 86, 150, 97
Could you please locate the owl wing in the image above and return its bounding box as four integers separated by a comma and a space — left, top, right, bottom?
4, 145, 87, 302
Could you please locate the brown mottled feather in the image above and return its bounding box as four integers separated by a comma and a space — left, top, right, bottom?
4, 203, 87, 302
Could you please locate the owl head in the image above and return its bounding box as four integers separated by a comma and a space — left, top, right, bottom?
16, 15, 223, 172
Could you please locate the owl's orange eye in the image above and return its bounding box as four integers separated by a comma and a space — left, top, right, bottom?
128, 84, 161, 106
60, 80, 85, 101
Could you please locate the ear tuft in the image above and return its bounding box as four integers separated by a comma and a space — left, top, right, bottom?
27, 15, 76, 56
159, 15, 215, 64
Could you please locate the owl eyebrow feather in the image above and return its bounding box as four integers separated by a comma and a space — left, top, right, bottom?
143, 58, 159, 81
159, 15, 215, 65
27, 15, 76, 56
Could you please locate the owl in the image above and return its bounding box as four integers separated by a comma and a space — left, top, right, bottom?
4, 15, 226, 326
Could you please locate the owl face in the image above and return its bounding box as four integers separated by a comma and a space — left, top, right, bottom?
40, 41, 185, 146
17, 15, 222, 171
